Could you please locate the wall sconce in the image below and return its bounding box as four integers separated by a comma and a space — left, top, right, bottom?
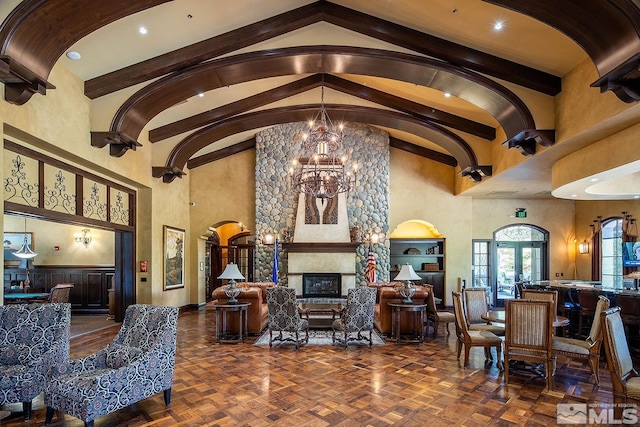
367, 231, 385, 245
263, 232, 275, 245
74, 228, 92, 247
578, 239, 590, 254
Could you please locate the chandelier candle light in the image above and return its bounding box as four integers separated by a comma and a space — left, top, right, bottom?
289, 82, 357, 199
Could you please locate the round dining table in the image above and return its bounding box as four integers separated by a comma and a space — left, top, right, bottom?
482, 309, 570, 328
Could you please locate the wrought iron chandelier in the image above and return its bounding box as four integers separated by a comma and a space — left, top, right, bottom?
289, 82, 357, 199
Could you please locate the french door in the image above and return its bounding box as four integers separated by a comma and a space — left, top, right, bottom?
494, 241, 546, 306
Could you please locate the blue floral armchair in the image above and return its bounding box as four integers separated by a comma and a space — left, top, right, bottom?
0, 303, 70, 420
45, 304, 179, 427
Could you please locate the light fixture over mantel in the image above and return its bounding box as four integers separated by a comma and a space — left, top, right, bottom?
289, 80, 357, 199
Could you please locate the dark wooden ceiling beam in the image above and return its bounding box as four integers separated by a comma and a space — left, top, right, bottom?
85, 2, 324, 99
154, 105, 477, 183
84, 0, 559, 99
149, 75, 322, 142
187, 138, 257, 169
0, 0, 169, 104
320, 1, 560, 96
389, 137, 457, 167
485, 0, 640, 103
322, 75, 496, 140
149, 73, 496, 143
102, 47, 532, 151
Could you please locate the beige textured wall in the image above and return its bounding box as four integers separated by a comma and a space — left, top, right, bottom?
4, 216, 114, 266
0, 61, 189, 308
389, 148, 472, 304
472, 199, 576, 279
188, 151, 256, 303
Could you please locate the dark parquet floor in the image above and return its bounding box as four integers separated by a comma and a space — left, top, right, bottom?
1, 308, 632, 426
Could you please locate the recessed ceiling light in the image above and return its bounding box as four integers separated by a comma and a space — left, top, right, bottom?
571, 194, 577, 198
139, 26, 148, 35
198, 93, 204, 98
444, 92, 451, 98
493, 21, 504, 31
66, 51, 81, 60
590, 178, 599, 182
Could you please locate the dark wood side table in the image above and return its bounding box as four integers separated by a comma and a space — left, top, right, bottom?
214, 303, 250, 344
388, 302, 427, 344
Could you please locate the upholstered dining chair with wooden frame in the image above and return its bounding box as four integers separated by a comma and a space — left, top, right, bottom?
331, 286, 377, 348
462, 287, 505, 336
266, 286, 309, 349
552, 295, 609, 385
424, 284, 455, 337
521, 288, 563, 335
48, 283, 74, 303
600, 306, 640, 418
452, 292, 503, 369
504, 298, 555, 390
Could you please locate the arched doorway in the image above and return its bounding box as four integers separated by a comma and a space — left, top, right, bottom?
493, 224, 549, 306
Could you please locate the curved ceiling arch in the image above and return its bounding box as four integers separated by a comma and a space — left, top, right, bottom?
2, 0, 640, 106
152, 104, 478, 183
107, 46, 535, 146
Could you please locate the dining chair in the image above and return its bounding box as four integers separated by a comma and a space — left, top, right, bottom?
424, 284, 455, 337
331, 286, 376, 348
615, 293, 640, 351
266, 286, 309, 349
49, 283, 74, 303
452, 292, 503, 369
600, 306, 640, 418
577, 290, 599, 339
521, 288, 564, 335
504, 298, 555, 390
462, 287, 505, 336
552, 295, 609, 385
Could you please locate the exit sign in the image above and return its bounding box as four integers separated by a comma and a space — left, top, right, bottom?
515, 210, 527, 218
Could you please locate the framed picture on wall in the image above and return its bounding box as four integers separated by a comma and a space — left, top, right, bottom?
3, 232, 34, 268
163, 225, 185, 290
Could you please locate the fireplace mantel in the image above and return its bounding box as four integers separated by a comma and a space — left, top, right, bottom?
283, 242, 360, 253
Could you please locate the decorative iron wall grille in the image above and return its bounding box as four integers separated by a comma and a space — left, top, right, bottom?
3, 140, 135, 230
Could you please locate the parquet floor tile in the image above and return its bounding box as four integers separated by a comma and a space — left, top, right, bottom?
1, 307, 636, 426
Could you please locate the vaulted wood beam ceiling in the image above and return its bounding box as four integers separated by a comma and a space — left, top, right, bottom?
103, 47, 532, 147
149, 74, 496, 143
185, 135, 458, 171
485, 0, 640, 102
152, 105, 475, 183
84, 1, 560, 100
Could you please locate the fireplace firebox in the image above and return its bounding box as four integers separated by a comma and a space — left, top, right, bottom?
302, 273, 341, 298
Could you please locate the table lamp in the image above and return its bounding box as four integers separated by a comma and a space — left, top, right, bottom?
394, 263, 421, 304
217, 263, 245, 304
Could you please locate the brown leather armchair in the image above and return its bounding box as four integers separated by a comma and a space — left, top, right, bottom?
212, 282, 275, 334
373, 285, 429, 335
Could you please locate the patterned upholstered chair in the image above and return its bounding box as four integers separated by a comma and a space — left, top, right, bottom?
45, 304, 179, 427
332, 286, 377, 348
504, 298, 555, 390
266, 287, 309, 349
0, 303, 70, 421
424, 284, 455, 337
601, 306, 640, 418
452, 292, 503, 369
462, 287, 505, 336
552, 295, 609, 385
48, 283, 74, 303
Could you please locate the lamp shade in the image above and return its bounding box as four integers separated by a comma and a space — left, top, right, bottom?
393, 264, 421, 281
217, 263, 245, 280
13, 235, 37, 259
